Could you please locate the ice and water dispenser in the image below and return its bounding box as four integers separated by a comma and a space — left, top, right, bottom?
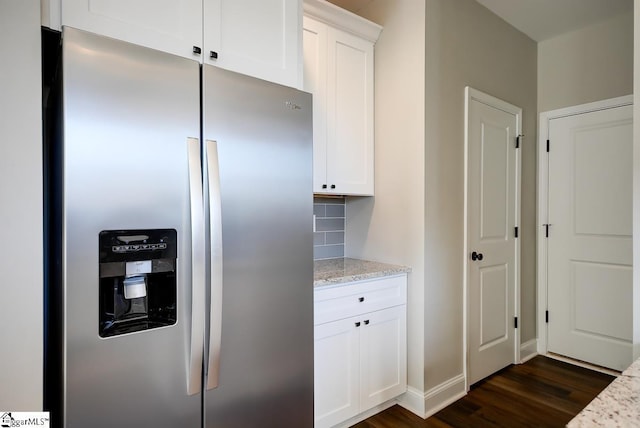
99, 229, 177, 337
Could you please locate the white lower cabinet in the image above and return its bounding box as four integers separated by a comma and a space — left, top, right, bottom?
314, 275, 407, 428
359, 305, 407, 410
314, 315, 360, 426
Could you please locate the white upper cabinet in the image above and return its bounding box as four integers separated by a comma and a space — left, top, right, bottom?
55, 0, 302, 87
303, 0, 381, 196
303, 17, 328, 194
204, 0, 302, 87
326, 27, 373, 195
61, 0, 203, 61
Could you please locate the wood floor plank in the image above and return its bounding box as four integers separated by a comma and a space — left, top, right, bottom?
352, 356, 615, 428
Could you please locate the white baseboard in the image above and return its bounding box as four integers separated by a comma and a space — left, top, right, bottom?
520, 339, 538, 363
397, 386, 428, 417
398, 374, 466, 419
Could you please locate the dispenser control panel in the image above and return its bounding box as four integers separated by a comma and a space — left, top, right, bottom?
98, 229, 177, 338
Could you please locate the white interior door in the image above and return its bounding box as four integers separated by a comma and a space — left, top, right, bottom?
546, 104, 633, 372
466, 88, 520, 386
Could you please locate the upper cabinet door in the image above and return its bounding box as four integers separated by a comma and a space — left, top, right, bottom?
204, 0, 302, 88
62, 0, 203, 61
303, 0, 380, 196
303, 17, 328, 193
59, 0, 303, 86
325, 26, 374, 196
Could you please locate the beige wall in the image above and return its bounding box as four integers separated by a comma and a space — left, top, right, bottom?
633, 2, 640, 361
423, 0, 537, 390
540, 9, 635, 358
345, 0, 427, 394
0, 0, 43, 409
347, 0, 537, 413
538, 12, 633, 113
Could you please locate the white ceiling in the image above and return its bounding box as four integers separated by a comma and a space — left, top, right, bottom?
327, 0, 633, 42
475, 0, 633, 42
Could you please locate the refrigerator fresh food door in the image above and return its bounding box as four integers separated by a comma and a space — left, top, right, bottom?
61, 28, 203, 427
203, 66, 314, 427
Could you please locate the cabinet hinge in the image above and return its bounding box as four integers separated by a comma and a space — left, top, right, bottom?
515, 226, 519, 238
514, 317, 518, 328
545, 310, 549, 323
546, 139, 550, 152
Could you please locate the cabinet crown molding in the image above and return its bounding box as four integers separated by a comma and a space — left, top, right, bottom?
303, 0, 382, 43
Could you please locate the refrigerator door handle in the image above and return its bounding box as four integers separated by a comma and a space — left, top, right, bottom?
205, 139, 223, 390
187, 137, 206, 396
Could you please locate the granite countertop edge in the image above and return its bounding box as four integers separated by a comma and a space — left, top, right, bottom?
567, 357, 640, 427
314, 257, 411, 287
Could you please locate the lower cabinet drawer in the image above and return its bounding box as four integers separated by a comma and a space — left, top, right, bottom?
314, 274, 407, 325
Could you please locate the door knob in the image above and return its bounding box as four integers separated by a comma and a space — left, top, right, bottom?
471, 251, 483, 261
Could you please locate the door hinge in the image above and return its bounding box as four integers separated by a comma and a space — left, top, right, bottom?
545, 310, 549, 323
514, 226, 519, 238
514, 317, 518, 328
546, 139, 550, 152
516, 134, 523, 149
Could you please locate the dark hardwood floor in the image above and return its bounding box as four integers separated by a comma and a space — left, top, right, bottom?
353, 356, 615, 428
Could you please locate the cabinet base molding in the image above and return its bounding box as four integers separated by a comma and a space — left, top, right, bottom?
330, 398, 398, 428
398, 374, 466, 419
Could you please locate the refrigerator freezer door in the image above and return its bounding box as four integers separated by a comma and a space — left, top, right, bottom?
203, 66, 314, 427
62, 28, 202, 427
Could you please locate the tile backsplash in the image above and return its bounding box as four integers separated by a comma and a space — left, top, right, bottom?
314, 197, 345, 260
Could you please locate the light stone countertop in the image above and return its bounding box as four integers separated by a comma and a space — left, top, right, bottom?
622, 358, 640, 378
314, 257, 411, 287
567, 357, 640, 427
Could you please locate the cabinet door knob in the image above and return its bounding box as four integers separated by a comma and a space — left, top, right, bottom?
364, 320, 370, 325
330, 184, 336, 189
322, 184, 327, 189
210, 51, 218, 59
193, 46, 202, 55
358, 297, 365, 302
355, 322, 361, 327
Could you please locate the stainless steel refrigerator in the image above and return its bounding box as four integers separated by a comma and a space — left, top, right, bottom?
43, 27, 314, 428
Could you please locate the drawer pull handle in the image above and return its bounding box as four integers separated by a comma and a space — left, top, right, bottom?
364, 320, 370, 325
355, 322, 361, 327
358, 297, 365, 302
